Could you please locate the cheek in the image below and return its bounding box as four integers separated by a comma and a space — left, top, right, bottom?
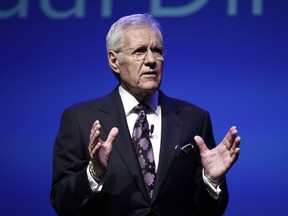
119, 67, 140, 85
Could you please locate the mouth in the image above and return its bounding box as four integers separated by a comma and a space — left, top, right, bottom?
141, 71, 157, 77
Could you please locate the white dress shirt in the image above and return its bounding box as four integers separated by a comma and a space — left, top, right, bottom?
118, 86, 161, 171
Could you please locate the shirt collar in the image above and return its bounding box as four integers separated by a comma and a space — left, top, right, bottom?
118, 86, 159, 116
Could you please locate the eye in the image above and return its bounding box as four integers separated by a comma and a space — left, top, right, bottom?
152, 46, 164, 55
133, 46, 147, 55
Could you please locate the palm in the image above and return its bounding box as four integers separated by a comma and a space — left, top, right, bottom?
88, 120, 119, 176
194, 126, 241, 183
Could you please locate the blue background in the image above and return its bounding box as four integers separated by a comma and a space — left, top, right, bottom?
1, 1, 287, 215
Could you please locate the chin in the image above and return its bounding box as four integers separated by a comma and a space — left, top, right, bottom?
143, 83, 159, 91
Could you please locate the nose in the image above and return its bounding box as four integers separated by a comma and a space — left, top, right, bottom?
144, 49, 156, 63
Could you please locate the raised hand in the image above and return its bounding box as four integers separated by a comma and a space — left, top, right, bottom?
88, 120, 119, 178
194, 126, 241, 184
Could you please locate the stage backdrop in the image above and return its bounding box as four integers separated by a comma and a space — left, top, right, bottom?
1, 1, 287, 215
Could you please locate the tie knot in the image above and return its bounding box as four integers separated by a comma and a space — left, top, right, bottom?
134, 103, 149, 114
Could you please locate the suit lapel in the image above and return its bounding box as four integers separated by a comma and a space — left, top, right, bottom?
152, 93, 185, 202
97, 89, 149, 200
96, 89, 185, 202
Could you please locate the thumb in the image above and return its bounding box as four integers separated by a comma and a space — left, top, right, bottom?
106, 127, 119, 144
194, 135, 209, 154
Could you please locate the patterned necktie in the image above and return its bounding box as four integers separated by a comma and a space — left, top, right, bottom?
132, 103, 156, 199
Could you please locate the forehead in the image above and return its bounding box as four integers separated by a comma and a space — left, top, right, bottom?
122, 27, 162, 48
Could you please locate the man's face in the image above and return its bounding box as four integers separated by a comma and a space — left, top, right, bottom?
109, 27, 164, 101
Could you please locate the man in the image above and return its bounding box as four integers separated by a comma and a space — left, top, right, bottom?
50, 13, 241, 216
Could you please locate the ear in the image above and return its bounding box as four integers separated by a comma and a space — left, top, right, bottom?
108, 51, 120, 74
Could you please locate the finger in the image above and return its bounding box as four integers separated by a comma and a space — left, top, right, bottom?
230, 145, 240, 164
105, 127, 119, 148
90, 120, 100, 139
222, 126, 238, 150
89, 120, 101, 150
90, 129, 99, 149
194, 135, 209, 154
92, 142, 102, 155
230, 136, 241, 156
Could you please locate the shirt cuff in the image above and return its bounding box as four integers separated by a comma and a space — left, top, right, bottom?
86, 165, 105, 193
202, 169, 223, 200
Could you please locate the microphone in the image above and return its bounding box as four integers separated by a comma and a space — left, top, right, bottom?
149, 124, 154, 135
144, 125, 154, 137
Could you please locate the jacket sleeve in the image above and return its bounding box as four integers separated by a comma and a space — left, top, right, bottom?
193, 111, 229, 216
50, 108, 96, 215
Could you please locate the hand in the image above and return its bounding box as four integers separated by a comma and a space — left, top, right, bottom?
194, 126, 241, 184
88, 120, 119, 178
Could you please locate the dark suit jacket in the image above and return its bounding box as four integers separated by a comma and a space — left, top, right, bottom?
50, 88, 229, 216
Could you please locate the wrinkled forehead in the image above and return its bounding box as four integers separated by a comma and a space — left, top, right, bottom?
121, 27, 163, 48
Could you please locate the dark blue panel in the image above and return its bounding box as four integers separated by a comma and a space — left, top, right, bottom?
1, 1, 287, 215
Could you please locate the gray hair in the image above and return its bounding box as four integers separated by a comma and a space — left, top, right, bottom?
106, 13, 163, 52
